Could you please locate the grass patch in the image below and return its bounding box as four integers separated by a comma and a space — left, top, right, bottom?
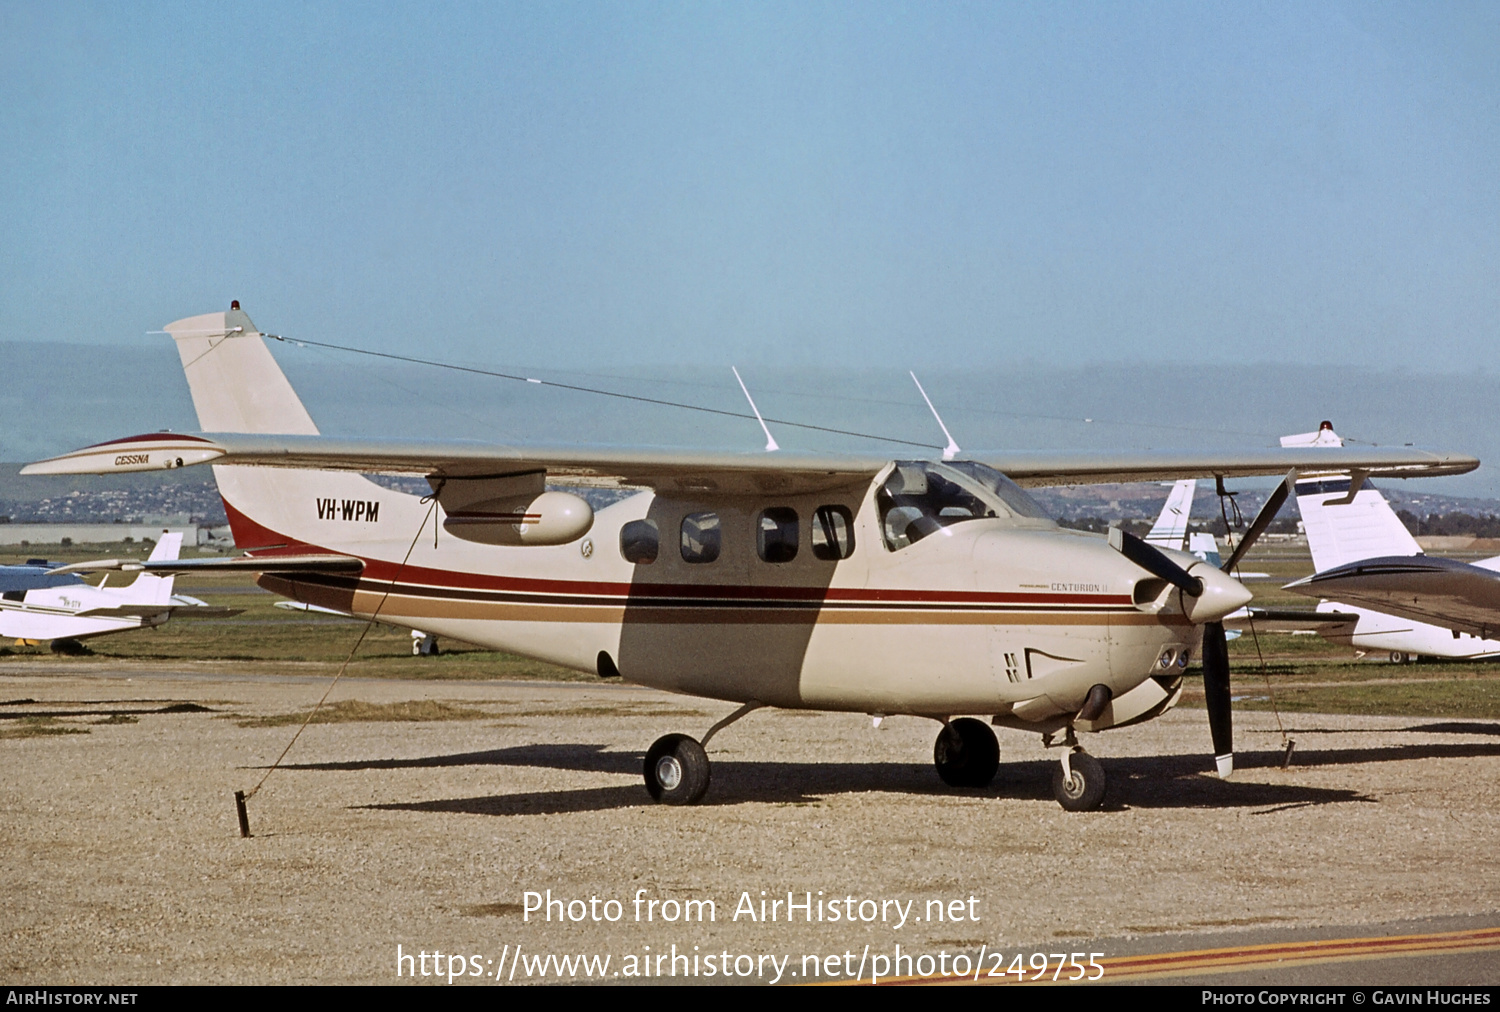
0, 716, 90, 739
1233, 680, 1500, 719
231, 699, 494, 727
91, 714, 139, 725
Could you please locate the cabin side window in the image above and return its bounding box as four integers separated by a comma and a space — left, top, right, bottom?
757, 507, 799, 563
620, 519, 659, 564
681, 512, 721, 563
810, 505, 855, 560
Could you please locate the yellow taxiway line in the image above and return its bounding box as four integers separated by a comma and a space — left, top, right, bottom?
870, 926, 1500, 985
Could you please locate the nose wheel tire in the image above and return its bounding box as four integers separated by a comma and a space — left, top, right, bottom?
934, 717, 1000, 788
644, 734, 711, 805
1052, 751, 1106, 811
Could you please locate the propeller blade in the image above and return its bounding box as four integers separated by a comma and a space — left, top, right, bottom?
1108, 527, 1204, 597
1221, 469, 1297, 575
1202, 619, 1233, 778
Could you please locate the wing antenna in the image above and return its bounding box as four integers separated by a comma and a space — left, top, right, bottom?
910, 372, 961, 461
732, 366, 780, 452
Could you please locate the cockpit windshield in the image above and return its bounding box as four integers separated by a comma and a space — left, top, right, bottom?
877, 460, 1053, 550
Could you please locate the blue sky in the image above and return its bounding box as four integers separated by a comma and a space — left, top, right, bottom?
2, 2, 1500, 497
4, 2, 1496, 369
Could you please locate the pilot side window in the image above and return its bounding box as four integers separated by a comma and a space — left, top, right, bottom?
757, 508, 798, 563
620, 519, 659, 564
811, 505, 855, 560
681, 512, 721, 564
876, 460, 1046, 551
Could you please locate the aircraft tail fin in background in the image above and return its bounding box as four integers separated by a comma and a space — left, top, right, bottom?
1284, 423, 1423, 572
1188, 532, 1222, 568
1144, 479, 1196, 552
119, 531, 183, 605
145, 532, 184, 563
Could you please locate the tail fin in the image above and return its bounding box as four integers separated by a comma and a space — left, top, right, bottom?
165, 305, 318, 435
146, 531, 183, 562
1295, 477, 1422, 571
1282, 422, 1422, 571
118, 532, 182, 605
1144, 479, 1196, 552
164, 304, 424, 555
1188, 531, 1222, 568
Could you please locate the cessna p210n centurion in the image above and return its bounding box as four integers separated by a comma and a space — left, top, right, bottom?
24, 306, 1480, 809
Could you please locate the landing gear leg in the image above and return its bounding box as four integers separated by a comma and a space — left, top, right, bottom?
643, 701, 762, 806
1045, 727, 1106, 812
933, 717, 1000, 787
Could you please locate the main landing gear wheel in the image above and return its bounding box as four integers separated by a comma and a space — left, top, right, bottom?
644, 733, 711, 805
1389, 650, 1411, 665
933, 718, 1000, 788
1052, 751, 1106, 812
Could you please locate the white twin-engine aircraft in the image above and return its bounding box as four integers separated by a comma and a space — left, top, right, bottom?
24, 306, 1479, 810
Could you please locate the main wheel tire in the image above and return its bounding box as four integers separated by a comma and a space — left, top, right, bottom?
644, 734, 711, 805
1052, 751, 1106, 811
1389, 650, 1409, 665
934, 717, 1000, 788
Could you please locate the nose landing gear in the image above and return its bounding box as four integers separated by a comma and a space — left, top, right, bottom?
1044, 726, 1107, 811
1052, 748, 1106, 811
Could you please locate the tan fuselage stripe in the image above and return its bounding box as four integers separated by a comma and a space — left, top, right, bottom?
345, 589, 1194, 628
852, 925, 1500, 986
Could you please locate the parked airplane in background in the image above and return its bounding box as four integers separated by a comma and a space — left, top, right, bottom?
1143, 480, 1270, 582
23, 306, 1479, 806
1281, 424, 1500, 662
0, 533, 237, 648
1144, 480, 1196, 551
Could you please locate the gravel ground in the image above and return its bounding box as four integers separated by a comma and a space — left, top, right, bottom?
2, 662, 1497, 985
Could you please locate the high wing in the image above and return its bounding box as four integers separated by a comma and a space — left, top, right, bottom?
1285, 556, 1500, 639
21, 431, 1479, 492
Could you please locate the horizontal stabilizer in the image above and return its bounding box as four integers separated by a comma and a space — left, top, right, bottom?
50, 555, 365, 577
274, 600, 354, 617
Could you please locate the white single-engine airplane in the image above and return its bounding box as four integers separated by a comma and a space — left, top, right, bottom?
23, 306, 1480, 808
0, 533, 237, 647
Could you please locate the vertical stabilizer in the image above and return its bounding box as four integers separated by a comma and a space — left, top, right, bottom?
1283, 422, 1422, 572
165, 305, 318, 435
1295, 478, 1422, 572
146, 532, 184, 562
162, 304, 428, 556
120, 531, 182, 605
1188, 532, 1223, 568
1144, 479, 1196, 552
